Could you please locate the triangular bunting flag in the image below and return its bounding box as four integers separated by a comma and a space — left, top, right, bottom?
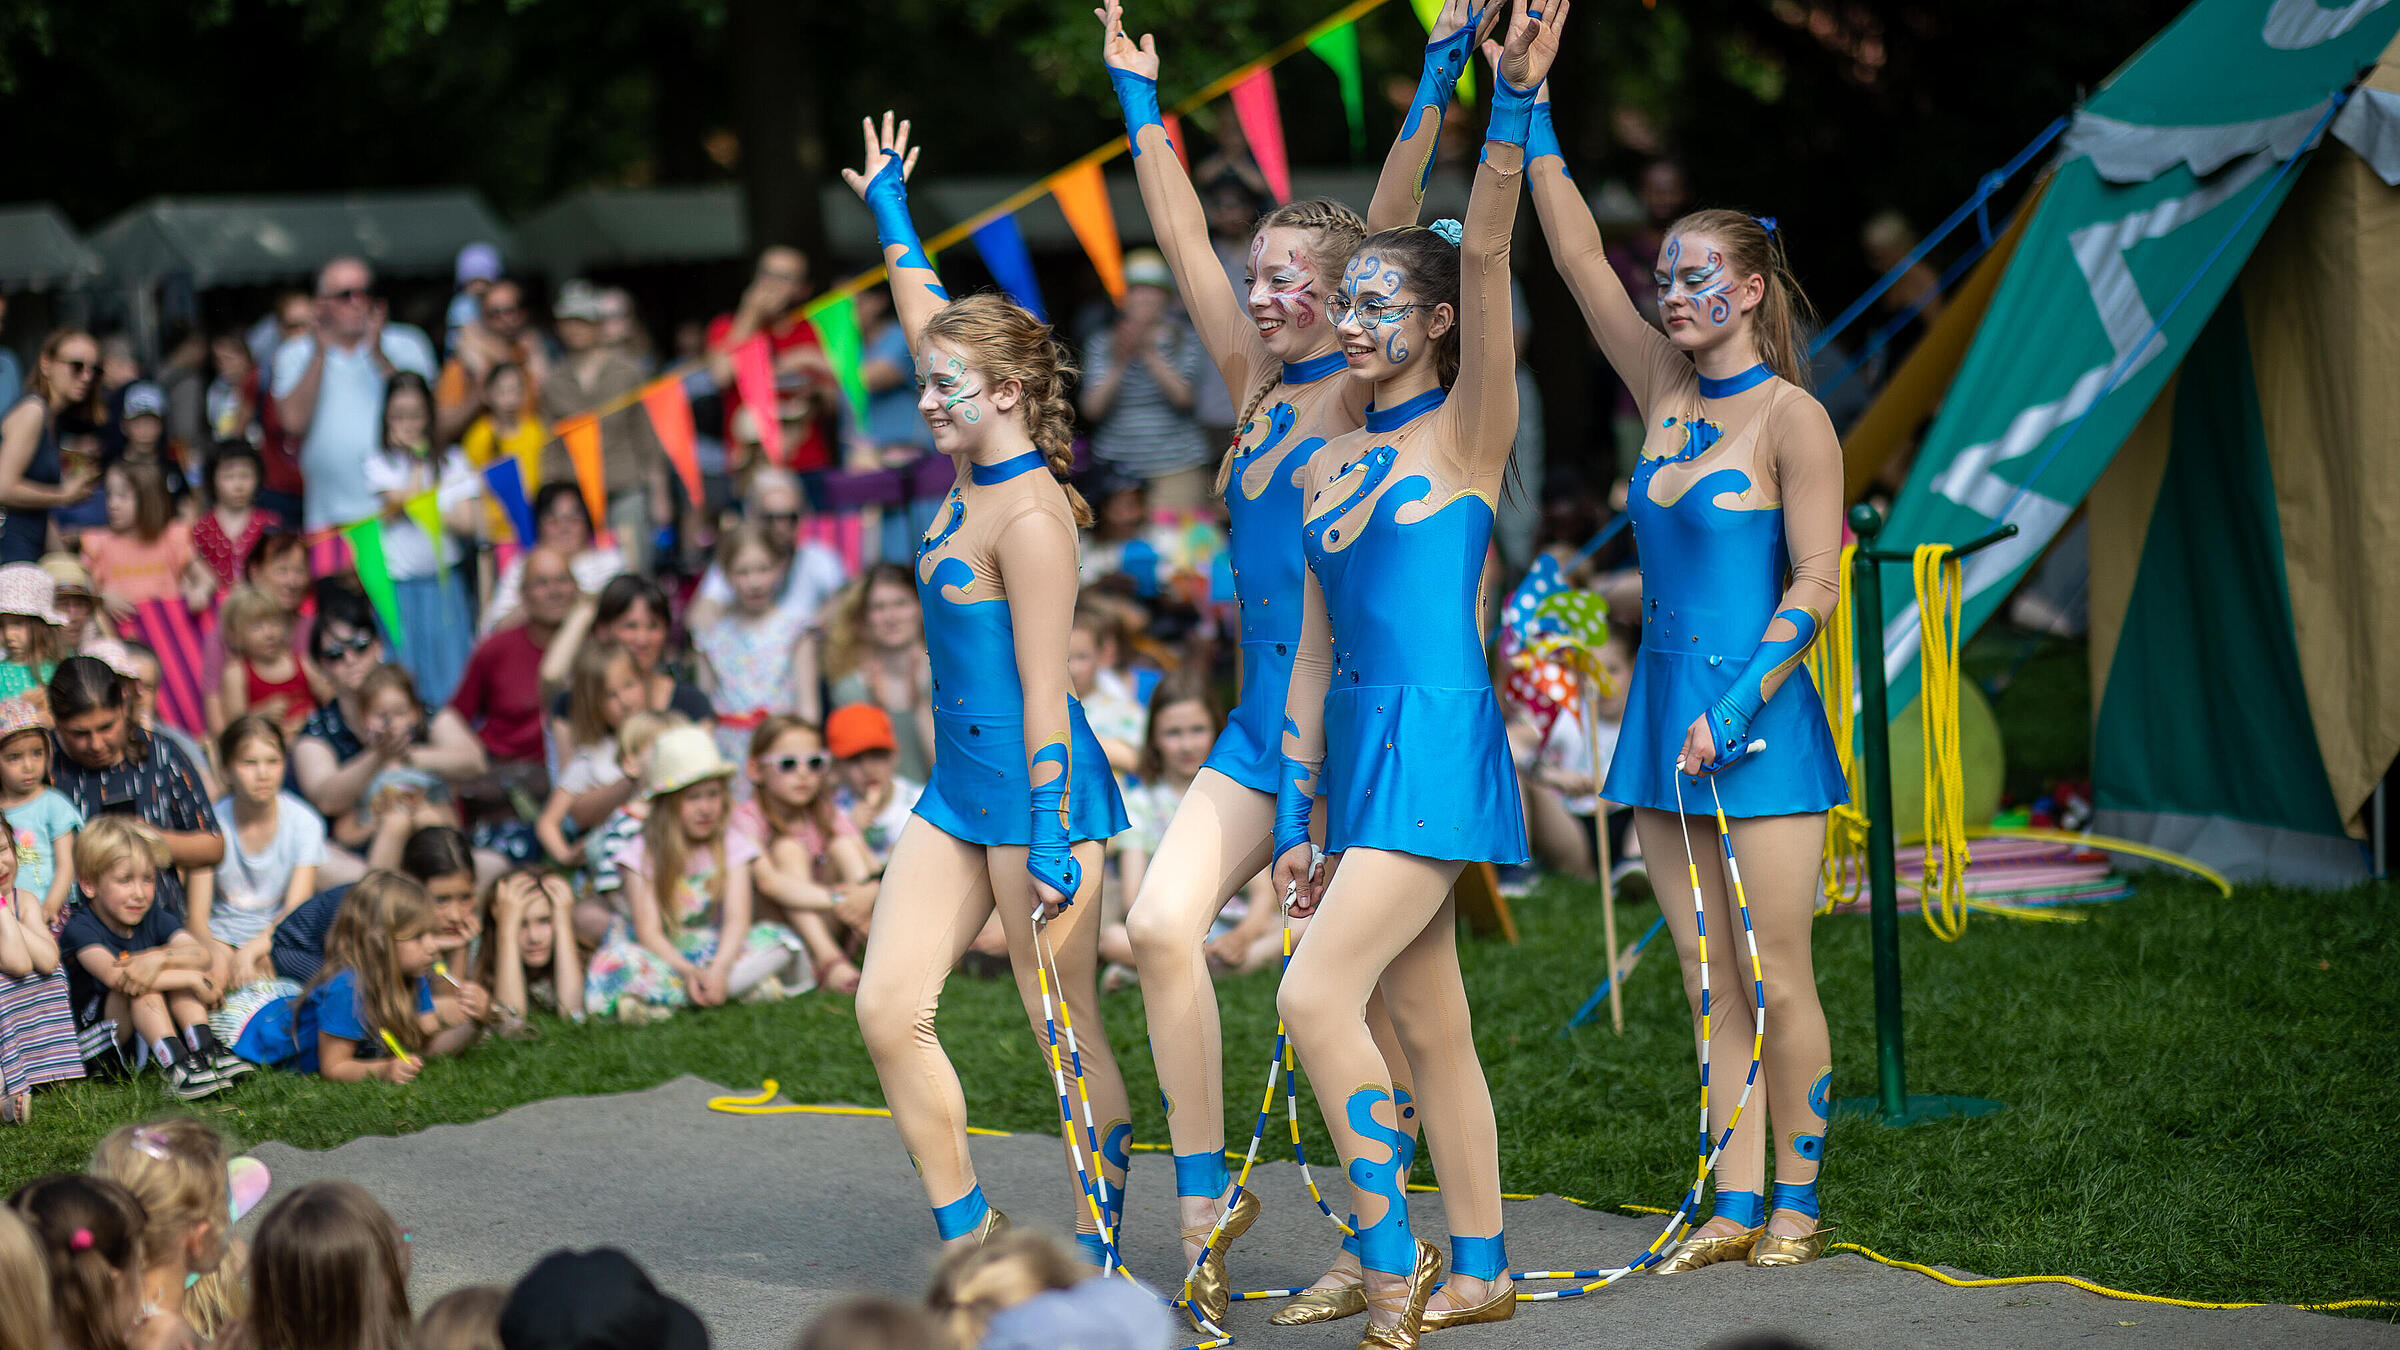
403, 489, 448, 584
344, 519, 405, 658
970, 213, 1048, 321
730, 334, 785, 467
1229, 68, 1292, 205
1050, 161, 1126, 300
559, 414, 608, 538
641, 378, 706, 507
1161, 112, 1190, 173
812, 295, 873, 428
482, 453, 537, 545
1306, 23, 1367, 159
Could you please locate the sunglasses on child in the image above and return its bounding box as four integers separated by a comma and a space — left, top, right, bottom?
765, 753, 831, 774
317, 631, 377, 661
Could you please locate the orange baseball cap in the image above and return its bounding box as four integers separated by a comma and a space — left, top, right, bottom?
825, 704, 898, 759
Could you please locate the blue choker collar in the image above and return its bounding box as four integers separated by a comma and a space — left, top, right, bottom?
969, 449, 1051, 485
1282, 349, 1347, 385
1697, 363, 1774, 399
1363, 386, 1447, 432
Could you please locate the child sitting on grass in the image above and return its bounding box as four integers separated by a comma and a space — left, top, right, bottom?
204, 716, 324, 987
476, 870, 584, 1032
584, 725, 802, 1021
61, 817, 246, 1100
0, 805, 82, 1123
741, 714, 876, 996
276, 870, 476, 1083
571, 710, 676, 947
828, 705, 921, 872
88, 1120, 251, 1343
535, 641, 646, 868
0, 697, 79, 926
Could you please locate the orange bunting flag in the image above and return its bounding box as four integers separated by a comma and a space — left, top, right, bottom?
558, 414, 607, 538
641, 378, 705, 506
1230, 67, 1292, 204
1050, 161, 1126, 300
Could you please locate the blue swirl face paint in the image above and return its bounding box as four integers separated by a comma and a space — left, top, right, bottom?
916, 351, 983, 426
1332, 253, 1421, 368
1655, 235, 1737, 329
1342, 1085, 1418, 1276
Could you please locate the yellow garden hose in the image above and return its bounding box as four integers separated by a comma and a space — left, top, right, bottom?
1808, 543, 1872, 915
1914, 544, 1973, 941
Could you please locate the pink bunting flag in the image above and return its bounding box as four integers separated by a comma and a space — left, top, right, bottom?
730, 334, 785, 468
1230, 67, 1292, 204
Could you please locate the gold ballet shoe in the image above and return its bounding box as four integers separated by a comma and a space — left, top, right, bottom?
1180, 1189, 1262, 1331
1271, 1282, 1368, 1326
1649, 1224, 1764, 1274
1747, 1220, 1836, 1267
1420, 1276, 1514, 1331
1356, 1239, 1444, 1350
971, 1206, 1010, 1246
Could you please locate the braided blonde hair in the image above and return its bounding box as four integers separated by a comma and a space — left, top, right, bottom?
921, 294, 1093, 525
1216, 199, 1369, 496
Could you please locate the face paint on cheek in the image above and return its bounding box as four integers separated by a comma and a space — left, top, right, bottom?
1693, 250, 1733, 327
1268, 249, 1320, 330
940, 355, 982, 423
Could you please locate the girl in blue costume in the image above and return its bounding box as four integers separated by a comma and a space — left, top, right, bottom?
1269, 10, 1562, 1345
841, 115, 1134, 1261
1523, 7, 1846, 1271
1094, 0, 1503, 1328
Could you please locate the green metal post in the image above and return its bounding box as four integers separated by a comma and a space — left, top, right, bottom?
1848, 505, 1909, 1121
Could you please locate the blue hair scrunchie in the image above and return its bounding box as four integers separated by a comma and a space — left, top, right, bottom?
1756, 215, 1780, 235
1429, 218, 1464, 246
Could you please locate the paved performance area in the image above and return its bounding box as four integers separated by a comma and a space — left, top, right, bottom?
239, 1077, 2395, 1350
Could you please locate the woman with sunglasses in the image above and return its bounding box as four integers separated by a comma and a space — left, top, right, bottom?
0, 330, 107, 564
292, 586, 489, 885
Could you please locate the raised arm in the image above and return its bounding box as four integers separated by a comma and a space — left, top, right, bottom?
1366, 0, 1507, 232
1099, 2, 1265, 394
1271, 530, 1333, 910
994, 504, 1085, 909
1685, 398, 1843, 774
841, 114, 946, 352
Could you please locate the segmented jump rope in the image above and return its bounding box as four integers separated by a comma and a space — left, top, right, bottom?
1023, 754, 1769, 1345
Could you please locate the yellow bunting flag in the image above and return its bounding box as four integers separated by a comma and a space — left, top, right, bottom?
402, 489, 448, 583
1050, 161, 1126, 300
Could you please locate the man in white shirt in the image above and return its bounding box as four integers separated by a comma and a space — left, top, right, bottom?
272, 256, 438, 531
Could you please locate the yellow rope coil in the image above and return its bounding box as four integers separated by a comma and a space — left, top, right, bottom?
1809, 542, 1871, 915
1914, 545, 1972, 941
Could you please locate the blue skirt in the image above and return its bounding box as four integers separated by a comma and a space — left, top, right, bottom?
1602, 646, 1849, 818
392, 573, 473, 708
1201, 638, 1294, 795
915, 700, 1130, 848
1323, 684, 1528, 864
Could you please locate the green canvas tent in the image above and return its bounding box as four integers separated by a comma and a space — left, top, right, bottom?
0, 204, 102, 291
89, 191, 516, 290
1859, 0, 2400, 885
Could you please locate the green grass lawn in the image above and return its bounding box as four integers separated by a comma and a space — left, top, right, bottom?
7, 870, 2393, 1317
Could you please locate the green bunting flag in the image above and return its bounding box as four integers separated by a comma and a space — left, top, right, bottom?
1409, 0, 1475, 102
1307, 22, 1367, 159
812, 294, 873, 428
344, 519, 405, 658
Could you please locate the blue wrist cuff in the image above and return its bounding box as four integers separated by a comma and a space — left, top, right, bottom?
864, 159, 944, 292
1404, 15, 1479, 141
1484, 75, 1539, 153
1109, 68, 1166, 157
1527, 100, 1565, 166
1027, 740, 1079, 896
1273, 750, 1316, 865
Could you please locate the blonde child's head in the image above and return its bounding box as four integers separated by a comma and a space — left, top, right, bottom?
88, 1121, 230, 1283
614, 710, 677, 784
242, 1181, 411, 1350
1066, 600, 1126, 700
220, 586, 295, 666
791, 1295, 944, 1350
411, 1285, 506, 1350
715, 519, 791, 616
566, 640, 643, 751
0, 1206, 51, 1350
926, 1231, 1080, 1350
318, 870, 440, 1057
74, 817, 169, 931
7, 1173, 146, 1350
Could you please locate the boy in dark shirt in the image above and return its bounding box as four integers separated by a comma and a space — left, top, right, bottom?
63, 816, 250, 1098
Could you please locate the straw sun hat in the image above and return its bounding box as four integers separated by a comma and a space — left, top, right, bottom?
642, 724, 736, 799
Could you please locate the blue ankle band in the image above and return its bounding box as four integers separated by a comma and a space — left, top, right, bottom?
1449, 1234, 1508, 1281
1771, 1181, 1821, 1220
1174, 1151, 1230, 1200
1074, 1231, 1112, 1267
1712, 1188, 1766, 1228
931, 1184, 990, 1240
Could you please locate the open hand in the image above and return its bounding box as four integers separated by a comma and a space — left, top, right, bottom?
1488, 0, 1569, 91
839, 112, 920, 202
1431, 0, 1509, 48
1096, 0, 1160, 79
